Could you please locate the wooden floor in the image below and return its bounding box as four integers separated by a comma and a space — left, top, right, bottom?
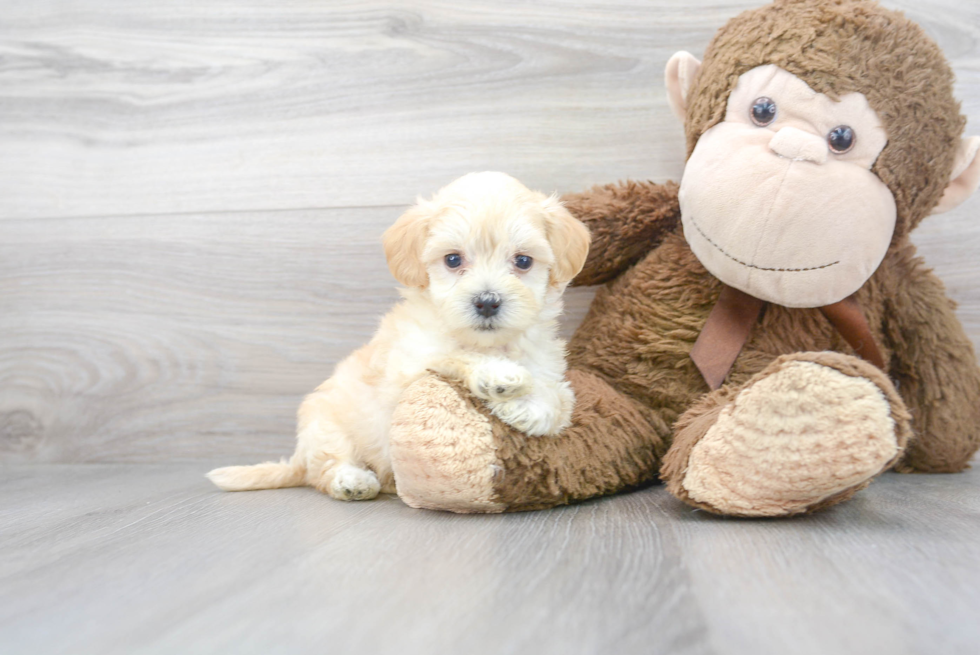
2, 1, 980, 653
1, 464, 978, 655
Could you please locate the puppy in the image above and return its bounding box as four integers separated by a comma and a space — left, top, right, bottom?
207, 172, 591, 500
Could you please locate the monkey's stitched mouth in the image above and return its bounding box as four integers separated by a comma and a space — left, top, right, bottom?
687, 215, 839, 272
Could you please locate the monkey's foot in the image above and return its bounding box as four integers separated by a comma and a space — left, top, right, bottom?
389, 375, 506, 513
664, 352, 912, 517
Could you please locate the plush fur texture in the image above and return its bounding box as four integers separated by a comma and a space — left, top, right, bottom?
387, 0, 980, 516
680, 64, 898, 307
390, 376, 505, 513
207, 172, 589, 501
665, 352, 912, 516
390, 369, 667, 513
685, 0, 964, 237
390, 191, 978, 515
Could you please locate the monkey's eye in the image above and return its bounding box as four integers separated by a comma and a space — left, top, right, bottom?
750, 97, 777, 126
514, 255, 533, 270
445, 253, 463, 269
827, 126, 855, 154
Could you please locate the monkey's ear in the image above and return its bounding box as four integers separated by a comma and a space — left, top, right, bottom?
665, 51, 702, 123
382, 202, 432, 288
932, 136, 980, 215
542, 195, 591, 287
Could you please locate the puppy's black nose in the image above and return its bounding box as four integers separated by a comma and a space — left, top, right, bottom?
474, 292, 501, 318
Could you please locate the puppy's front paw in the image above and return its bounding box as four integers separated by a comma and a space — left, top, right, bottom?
471, 359, 532, 401
490, 394, 571, 437
329, 463, 381, 501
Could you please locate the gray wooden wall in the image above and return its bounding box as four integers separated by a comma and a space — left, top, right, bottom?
2, 0, 978, 464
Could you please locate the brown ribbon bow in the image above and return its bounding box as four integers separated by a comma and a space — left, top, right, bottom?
690, 284, 886, 390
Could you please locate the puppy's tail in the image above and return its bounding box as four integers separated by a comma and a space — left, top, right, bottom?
206, 458, 306, 491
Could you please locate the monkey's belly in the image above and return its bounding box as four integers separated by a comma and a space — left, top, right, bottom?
567, 233, 852, 414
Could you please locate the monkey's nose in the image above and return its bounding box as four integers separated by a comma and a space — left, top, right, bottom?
474, 292, 501, 318
769, 126, 827, 164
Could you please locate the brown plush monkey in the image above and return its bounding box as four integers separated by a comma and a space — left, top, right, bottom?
387, 0, 980, 516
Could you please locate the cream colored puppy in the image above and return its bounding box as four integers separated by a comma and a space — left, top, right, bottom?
207, 172, 590, 501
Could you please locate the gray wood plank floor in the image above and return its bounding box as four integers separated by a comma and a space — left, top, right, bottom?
1, 465, 978, 655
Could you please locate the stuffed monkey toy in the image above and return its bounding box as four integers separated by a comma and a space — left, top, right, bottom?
387, 0, 980, 516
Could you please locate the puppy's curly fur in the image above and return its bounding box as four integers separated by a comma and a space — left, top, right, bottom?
207, 172, 590, 500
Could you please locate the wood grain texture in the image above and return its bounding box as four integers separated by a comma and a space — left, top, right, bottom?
2, 4, 979, 654
0, 0, 974, 220
0, 464, 978, 655
0, 206, 596, 463
0, 0, 978, 464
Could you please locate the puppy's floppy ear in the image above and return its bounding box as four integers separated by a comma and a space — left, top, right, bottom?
383, 202, 432, 288
542, 194, 591, 286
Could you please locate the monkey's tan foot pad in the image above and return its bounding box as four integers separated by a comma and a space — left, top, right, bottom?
389, 375, 506, 513
674, 354, 910, 517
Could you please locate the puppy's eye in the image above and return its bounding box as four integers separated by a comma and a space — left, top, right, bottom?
750, 97, 777, 126
514, 255, 533, 270
445, 253, 462, 269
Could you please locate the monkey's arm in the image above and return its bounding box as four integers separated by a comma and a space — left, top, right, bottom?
881, 251, 980, 472
562, 180, 681, 286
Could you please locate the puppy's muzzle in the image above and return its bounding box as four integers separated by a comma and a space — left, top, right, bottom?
473, 292, 502, 318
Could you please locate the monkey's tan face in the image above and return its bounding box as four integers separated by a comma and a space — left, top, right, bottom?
679, 65, 897, 308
